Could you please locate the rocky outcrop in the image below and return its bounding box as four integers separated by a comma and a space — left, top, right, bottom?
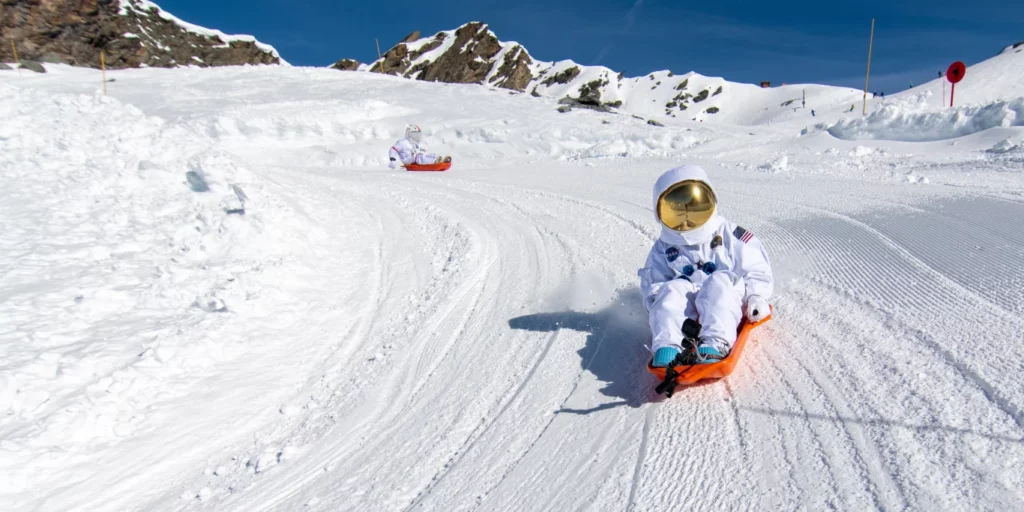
576, 78, 607, 106
18, 60, 45, 72
417, 23, 501, 83
364, 22, 536, 92
541, 66, 580, 86
0, 0, 282, 69
370, 32, 444, 75
489, 46, 533, 91
331, 58, 361, 71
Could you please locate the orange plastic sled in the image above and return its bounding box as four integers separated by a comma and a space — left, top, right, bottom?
647, 307, 772, 392
405, 162, 452, 172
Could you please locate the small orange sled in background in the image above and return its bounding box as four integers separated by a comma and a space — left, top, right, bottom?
405, 162, 452, 172
647, 307, 772, 397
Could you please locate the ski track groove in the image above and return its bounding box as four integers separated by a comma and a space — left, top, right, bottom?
625, 405, 657, 512
471, 312, 617, 511
779, 343, 905, 510
402, 328, 564, 511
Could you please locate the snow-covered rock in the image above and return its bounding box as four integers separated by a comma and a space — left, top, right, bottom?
334, 22, 865, 126
0, 0, 283, 69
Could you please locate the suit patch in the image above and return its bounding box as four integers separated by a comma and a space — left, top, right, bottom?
732, 226, 754, 243
665, 246, 680, 262
710, 234, 723, 249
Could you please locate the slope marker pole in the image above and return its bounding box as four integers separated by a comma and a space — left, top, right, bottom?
11, 40, 20, 75
101, 50, 107, 95
862, 18, 875, 116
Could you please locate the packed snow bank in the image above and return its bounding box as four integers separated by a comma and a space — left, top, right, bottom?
828, 93, 1024, 142
3, 61, 1024, 512
0, 83, 334, 509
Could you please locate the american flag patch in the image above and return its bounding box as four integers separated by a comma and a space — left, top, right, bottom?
733, 226, 754, 243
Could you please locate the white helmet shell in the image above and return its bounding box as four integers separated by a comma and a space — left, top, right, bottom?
405, 124, 423, 143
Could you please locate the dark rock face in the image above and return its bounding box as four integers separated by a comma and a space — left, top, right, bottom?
576, 78, 607, 106
489, 45, 533, 91
542, 66, 580, 86
400, 31, 421, 43
367, 22, 536, 92
371, 32, 444, 76
18, 59, 45, 72
0, 0, 281, 69
330, 58, 361, 71
418, 23, 501, 84
0, 62, 12, 70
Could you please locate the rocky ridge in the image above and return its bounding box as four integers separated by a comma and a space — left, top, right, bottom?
0, 0, 282, 69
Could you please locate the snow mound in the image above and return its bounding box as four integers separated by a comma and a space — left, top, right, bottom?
828, 93, 1024, 142
758, 155, 789, 172
0, 83, 316, 509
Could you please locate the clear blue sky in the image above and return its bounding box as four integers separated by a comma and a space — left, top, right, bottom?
157, 0, 1022, 93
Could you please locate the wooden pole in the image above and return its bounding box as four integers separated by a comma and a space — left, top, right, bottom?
101, 50, 107, 95
862, 18, 875, 116
10, 40, 20, 75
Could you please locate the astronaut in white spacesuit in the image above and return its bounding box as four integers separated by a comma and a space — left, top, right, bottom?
388, 125, 450, 169
639, 165, 774, 367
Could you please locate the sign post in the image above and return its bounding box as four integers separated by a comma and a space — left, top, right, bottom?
946, 61, 965, 107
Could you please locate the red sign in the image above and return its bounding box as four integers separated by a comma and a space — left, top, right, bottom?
946, 61, 966, 84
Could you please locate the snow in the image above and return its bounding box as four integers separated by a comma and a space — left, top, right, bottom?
2, 55, 1024, 511
118, 0, 286, 64
829, 93, 1024, 142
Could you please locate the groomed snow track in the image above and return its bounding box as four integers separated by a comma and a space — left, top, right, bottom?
2, 66, 1022, 511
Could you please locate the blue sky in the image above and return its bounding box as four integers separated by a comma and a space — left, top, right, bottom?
158, 0, 1022, 93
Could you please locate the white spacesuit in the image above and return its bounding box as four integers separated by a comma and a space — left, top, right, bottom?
388, 125, 449, 169
638, 165, 773, 366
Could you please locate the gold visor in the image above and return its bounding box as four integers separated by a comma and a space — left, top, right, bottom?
657, 180, 717, 232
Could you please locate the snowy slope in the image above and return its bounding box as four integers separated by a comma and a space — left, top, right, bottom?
2, 63, 1024, 512
357, 23, 863, 126
824, 48, 1024, 142
892, 43, 1024, 107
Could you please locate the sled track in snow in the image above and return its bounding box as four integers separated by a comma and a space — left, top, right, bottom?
166, 166, 1024, 512
626, 406, 657, 512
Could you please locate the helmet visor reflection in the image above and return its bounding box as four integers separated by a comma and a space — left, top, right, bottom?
657, 180, 717, 232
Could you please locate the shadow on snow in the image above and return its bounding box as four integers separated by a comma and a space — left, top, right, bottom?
508, 287, 658, 413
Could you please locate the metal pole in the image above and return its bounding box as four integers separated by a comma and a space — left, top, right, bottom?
950, 83, 955, 108
862, 18, 875, 116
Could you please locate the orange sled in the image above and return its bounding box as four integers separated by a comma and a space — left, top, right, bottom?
405, 162, 452, 172
647, 307, 772, 396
